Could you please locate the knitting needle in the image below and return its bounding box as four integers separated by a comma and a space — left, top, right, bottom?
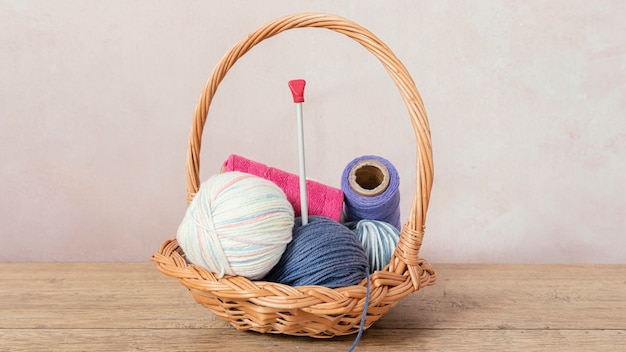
288, 79, 308, 225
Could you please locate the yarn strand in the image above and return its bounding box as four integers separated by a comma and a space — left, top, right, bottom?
349, 267, 370, 352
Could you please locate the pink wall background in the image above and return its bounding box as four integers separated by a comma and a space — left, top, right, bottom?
1, 1, 624, 263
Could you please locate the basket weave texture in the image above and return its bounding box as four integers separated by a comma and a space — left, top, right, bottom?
151, 13, 436, 338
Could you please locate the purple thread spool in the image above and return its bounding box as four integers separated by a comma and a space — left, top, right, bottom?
341, 155, 401, 230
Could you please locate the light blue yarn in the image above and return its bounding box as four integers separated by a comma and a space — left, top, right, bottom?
341, 155, 401, 230
263, 216, 369, 288
347, 220, 400, 273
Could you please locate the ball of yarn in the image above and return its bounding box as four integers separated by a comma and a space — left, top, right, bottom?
263, 216, 369, 288
176, 171, 294, 280
347, 220, 400, 273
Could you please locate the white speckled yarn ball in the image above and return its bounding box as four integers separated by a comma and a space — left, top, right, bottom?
176, 171, 294, 279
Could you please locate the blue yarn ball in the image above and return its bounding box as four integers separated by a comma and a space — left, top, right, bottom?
263, 216, 369, 288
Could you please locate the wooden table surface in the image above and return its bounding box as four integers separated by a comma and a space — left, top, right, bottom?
1, 263, 624, 351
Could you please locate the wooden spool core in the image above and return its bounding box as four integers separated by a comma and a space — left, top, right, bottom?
349, 159, 390, 197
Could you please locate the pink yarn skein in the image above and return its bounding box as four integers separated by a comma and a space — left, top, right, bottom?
222, 154, 344, 222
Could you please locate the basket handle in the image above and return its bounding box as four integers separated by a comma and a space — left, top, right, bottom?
186, 13, 434, 287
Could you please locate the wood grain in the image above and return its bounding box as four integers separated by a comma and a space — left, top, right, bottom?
1, 263, 624, 351
2, 329, 625, 352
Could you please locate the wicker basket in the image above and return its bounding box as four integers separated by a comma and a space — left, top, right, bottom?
151, 13, 436, 338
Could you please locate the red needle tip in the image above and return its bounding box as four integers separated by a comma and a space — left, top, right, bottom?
288, 79, 306, 103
